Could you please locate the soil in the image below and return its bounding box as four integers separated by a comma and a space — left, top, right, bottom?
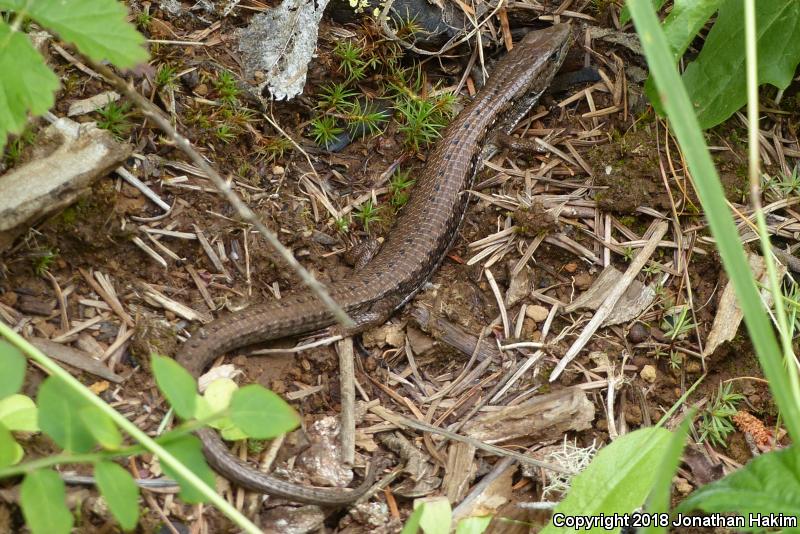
0, 1, 796, 533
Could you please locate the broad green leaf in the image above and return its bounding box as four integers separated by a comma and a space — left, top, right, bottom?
661, 0, 722, 58
0, 22, 60, 151
151, 355, 197, 420
643, 0, 723, 115
541, 428, 672, 534
0, 394, 38, 431
681, 0, 800, 128
219, 423, 248, 441
95, 461, 139, 531
677, 446, 800, 531
620, 0, 666, 26
20, 469, 74, 534
644, 415, 692, 534
0, 0, 148, 67
401, 505, 424, 534
203, 378, 238, 413
80, 406, 122, 450
229, 385, 300, 439
194, 379, 248, 440
37, 377, 95, 453
159, 435, 215, 504
0, 422, 23, 467
0, 340, 26, 398
417, 498, 451, 534
455, 516, 492, 534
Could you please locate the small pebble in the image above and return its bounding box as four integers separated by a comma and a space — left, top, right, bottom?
627, 323, 650, 344
685, 360, 702, 374
194, 83, 208, 96
180, 70, 200, 89
0, 291, 17, 306
272, 165, 285, 175
574, 272, 593, 290
525, 304, 549, 322
564, 262, 578, 273
674, 476, 693, 495
640, 364, 657, 383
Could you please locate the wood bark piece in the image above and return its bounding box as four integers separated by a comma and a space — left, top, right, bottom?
0, 117, 131, 252
411, 306, 501, 363
30, 338, 124, 383
453, 461, 516, 522
550, 220, 668, 381
564, 264, 656, 326
703, 253, 780, 358
442, 442, 476, 503
462, 387, 594, 444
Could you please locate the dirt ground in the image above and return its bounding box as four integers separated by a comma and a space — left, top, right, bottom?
1, 0, 797, 532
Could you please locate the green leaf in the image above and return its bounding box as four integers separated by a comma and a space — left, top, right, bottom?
418, 498, 452, 534
195, 379, 248, 441
151, 355, 197, 420
401, 505, 424, 534
0, 394, 38, 431
219, 423, 248, 442
541, 428, 672, 534
681, 0, 800, 128
620, 0, 666, 26
643, 415, 692, 534
659, 0, 723, 57
229, 385, 300, 439
37, 377, 95, 453
80, 406, 122, 450
95, 461, 139, 531
643, 0, 723, 114
0, 422, 23, 468
455, 516, 492, 534
0, 21, 60, 151
0, 0, 148, 67
20, 469, 74, 534
159, 435, 215, 504
677, 446, 800, 531
0, 340, 26, 398
202, 378, 238, 414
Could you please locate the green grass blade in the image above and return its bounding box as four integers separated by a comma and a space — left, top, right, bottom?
626, 0, 800, 440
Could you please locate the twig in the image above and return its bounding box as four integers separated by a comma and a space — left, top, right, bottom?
116, 167, 170, 212
78, 268, 134, 327
337, 337, 356, 465
549, 220, 669, 381
85, 60, 354, 329
485, 269, 509, 339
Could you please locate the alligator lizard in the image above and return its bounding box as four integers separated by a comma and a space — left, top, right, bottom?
176, 23, 571, 506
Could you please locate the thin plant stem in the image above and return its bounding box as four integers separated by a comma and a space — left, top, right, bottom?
0, 322, 263, 534
743, 0, 800, 404
627, 0, 800, 440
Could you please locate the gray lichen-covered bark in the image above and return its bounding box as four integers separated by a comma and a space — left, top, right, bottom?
237, 0, 330, 101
